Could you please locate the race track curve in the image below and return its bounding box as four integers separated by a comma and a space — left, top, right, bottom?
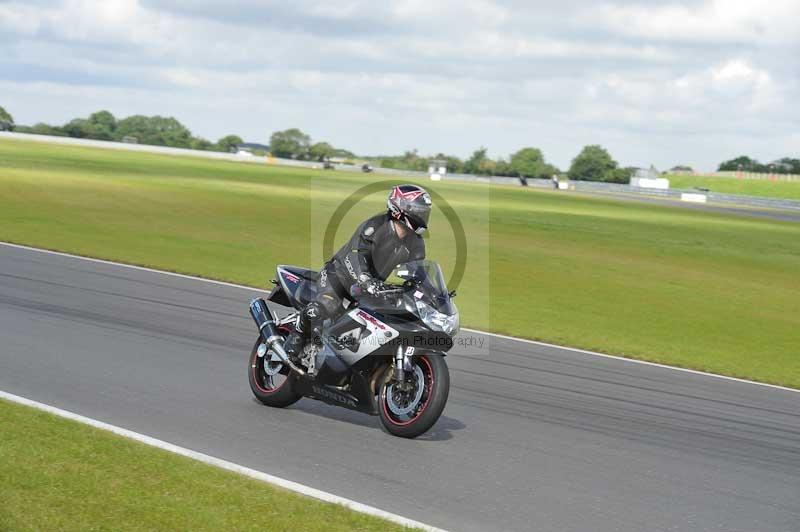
1, 243, 798, 532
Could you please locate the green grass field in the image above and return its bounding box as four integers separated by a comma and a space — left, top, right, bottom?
0, 399, 414, 532
666, 173, 800, 201
1, 139, 799, 388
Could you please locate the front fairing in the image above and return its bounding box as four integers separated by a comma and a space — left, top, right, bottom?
365, 260, 460, 337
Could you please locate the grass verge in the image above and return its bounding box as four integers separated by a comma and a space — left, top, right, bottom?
0, 398, 415, 531
666, 173, 800, 201
1, 138, 799, 388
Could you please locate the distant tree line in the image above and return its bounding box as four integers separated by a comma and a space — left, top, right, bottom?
369, 146, 561, 179
269, 128, 355, 161
4, 104, 796, 182
0, 106, 631, 182
6, 107, 243, 153
718, 155, 800, 174
0, 105, 13, 131
371, 144, 636, 183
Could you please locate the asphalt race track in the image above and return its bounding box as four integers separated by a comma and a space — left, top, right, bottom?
1, 243, 799, 532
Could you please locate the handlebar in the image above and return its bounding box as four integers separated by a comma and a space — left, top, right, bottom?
373, 285, 405, 297
350, 282, 407, 299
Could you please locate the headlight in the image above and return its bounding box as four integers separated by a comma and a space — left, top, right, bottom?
415, 299, 460, 336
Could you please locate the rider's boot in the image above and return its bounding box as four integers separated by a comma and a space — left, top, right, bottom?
285, 301, 323, 364
283, 330, 305, 362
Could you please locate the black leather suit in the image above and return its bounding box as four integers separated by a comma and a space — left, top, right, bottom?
300, 212, 425, 333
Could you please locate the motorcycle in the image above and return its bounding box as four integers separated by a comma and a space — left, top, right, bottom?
247, 260, 458, 438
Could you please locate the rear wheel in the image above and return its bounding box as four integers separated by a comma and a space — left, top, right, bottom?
379, 355, 449, 438
248, 337, 302, 408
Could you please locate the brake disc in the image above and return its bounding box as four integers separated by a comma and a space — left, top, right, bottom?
258, 343, 284, 376
386, 365, 425, 416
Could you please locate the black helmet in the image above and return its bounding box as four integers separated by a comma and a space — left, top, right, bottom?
387, 184, 432, 234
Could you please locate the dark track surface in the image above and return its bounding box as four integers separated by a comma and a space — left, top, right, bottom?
1, 244, 799, 532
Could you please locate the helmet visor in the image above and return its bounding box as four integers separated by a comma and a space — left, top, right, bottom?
406, 203, 430, 227
405, 210, 429, 234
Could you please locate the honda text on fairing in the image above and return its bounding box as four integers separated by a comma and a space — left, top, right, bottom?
247, 260, 457, 438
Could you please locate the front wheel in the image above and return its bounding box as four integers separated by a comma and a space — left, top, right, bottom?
248, 337, 302, 408
379, 355, 449, 438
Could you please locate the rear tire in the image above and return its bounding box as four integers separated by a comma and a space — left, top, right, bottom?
248, 337, 302, 408
379, 355, 449, 438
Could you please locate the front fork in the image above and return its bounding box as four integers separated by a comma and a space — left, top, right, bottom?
394, 346, 415, 390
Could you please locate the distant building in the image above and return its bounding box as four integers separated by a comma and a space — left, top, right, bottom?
630, 165, 670, 190
237, 142, 269, 152
632, 165, 661, 179
669, 165, 694, 174
771, 160, 793, 172
428, 159, 447, 181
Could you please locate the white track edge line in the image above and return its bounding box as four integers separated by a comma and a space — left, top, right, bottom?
2, 240, 797, 395
0, 241, 270, 293
0, 390, 445, 532
460, 328, 799, 394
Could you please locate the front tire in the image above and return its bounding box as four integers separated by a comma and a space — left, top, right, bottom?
379, 355, 449, 438
248, 337, 302, 408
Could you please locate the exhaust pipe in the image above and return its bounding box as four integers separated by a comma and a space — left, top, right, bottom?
249, 298, 305, 376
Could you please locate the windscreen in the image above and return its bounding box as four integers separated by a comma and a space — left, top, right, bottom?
389, 260, 455, 314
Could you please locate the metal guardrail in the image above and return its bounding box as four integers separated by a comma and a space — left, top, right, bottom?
3, 131, 799, 212
368, 166, 800, 212
565, 180, 800, 211
360, 163, 800, 211
691, 171, 800, 182
0, 131, 274, 164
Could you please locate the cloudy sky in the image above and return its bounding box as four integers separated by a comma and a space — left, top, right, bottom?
1, 0, 797, 170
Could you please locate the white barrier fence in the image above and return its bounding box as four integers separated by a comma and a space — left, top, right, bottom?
681, 193, 708, 204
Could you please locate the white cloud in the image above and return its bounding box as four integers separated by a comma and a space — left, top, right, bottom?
670, 59, 778, 112
591, 0, 800, 44
0, 3, 44, 35
0, 0, 797, 170
711, 59, 770, 86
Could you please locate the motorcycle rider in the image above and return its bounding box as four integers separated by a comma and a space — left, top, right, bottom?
284, 184, 432, 359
